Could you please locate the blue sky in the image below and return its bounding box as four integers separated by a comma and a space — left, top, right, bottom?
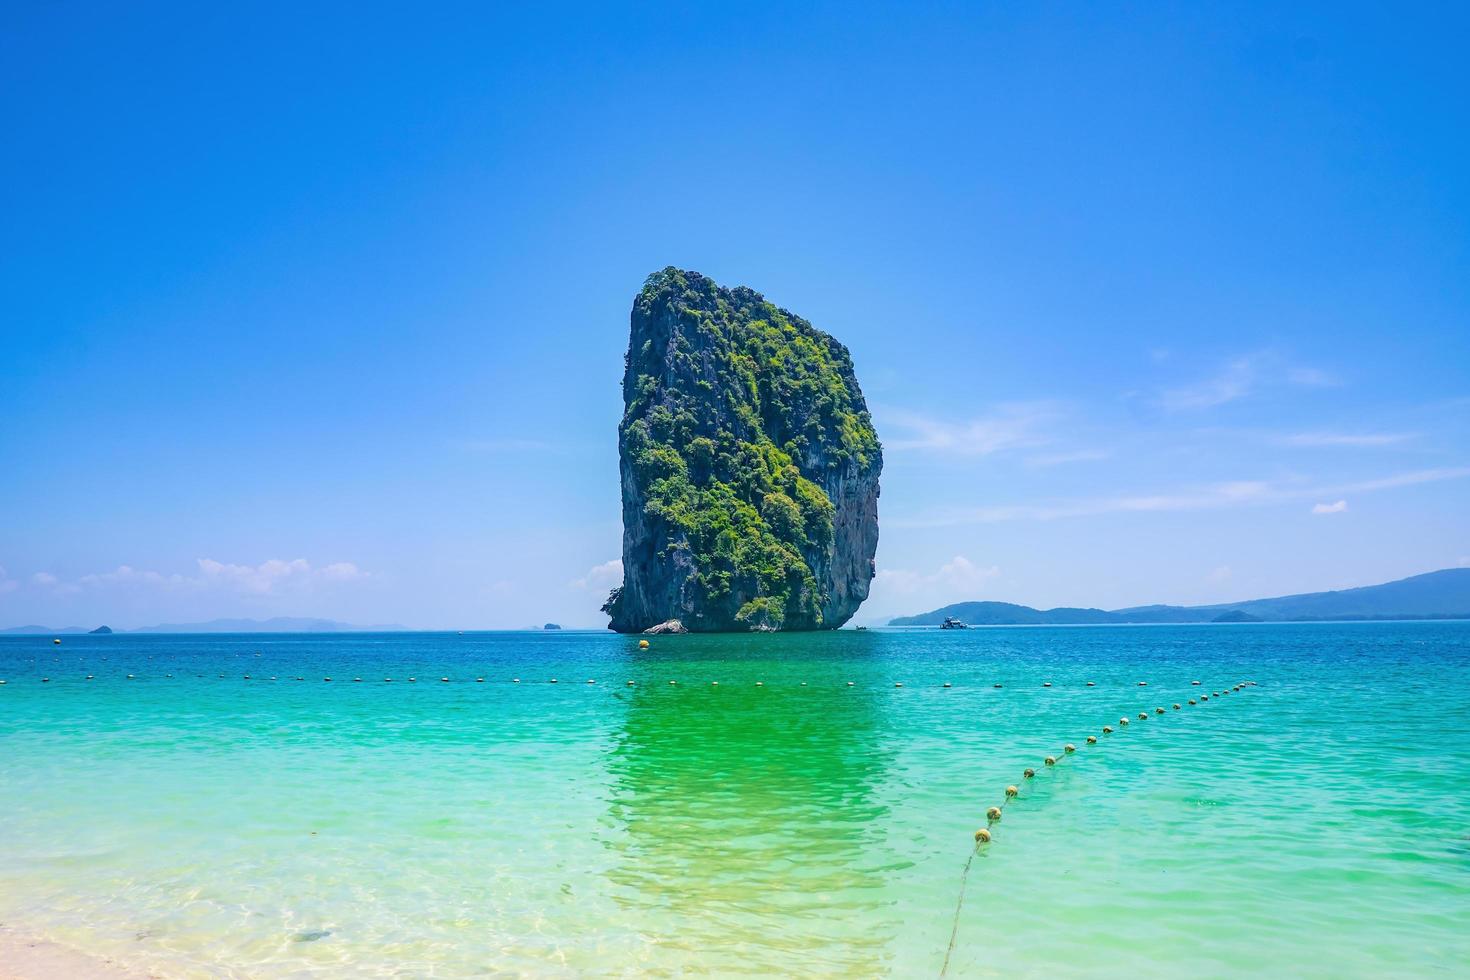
2, 2, 1467, 628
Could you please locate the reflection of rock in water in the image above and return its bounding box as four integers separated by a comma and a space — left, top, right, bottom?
603, 639, 901, 973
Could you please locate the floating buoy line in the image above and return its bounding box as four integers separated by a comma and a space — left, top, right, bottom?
939, 678, 1258, 977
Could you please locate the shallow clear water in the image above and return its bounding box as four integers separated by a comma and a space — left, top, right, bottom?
1, 624, 1467, 977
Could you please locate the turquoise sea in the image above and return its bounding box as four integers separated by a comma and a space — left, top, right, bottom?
1, 623, 1467, 977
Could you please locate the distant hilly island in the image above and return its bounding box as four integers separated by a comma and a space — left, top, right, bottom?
890, 568, 1470, 626
0, 617, 408, 635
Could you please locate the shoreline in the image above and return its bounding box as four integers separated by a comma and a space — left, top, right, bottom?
0, 927, 155, 980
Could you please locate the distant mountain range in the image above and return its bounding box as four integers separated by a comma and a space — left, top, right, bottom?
0, 617, 408, 635
889, 568, 1470, 626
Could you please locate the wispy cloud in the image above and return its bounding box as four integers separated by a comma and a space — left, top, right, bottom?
1024, 449, 1111, 468
1278, 432, 1416, 448
879, 402, 1059, 455
1206, 565, 1232, 584
29, 571, 80, 595
873, 556, 999, 596
1157, 353, 1336, 411
1159, 357, 1258, 410
892, 466, 1470, 528
1312, 500, 1348, 514
193, 558, 366, 594
456, 437, 562, 453
570, 558, 623, 591
39, 558, 374, 596
0, 566, 19, 594
1288, 367, 1339, 388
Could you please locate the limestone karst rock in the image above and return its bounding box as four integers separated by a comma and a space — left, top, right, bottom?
604, 268, 882, 632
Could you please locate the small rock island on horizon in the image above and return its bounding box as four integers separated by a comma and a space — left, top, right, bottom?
604, 268, 882, 633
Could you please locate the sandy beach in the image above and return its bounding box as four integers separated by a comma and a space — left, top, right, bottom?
0, 927, 153, 980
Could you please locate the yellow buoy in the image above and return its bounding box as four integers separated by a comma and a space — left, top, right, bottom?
1155, 707, 1165, 715
1086, 735, 1097, 744
1138, 712, 1148, 720
1064, 743, 1076, 753
987, 806, 1002, 821
1188, 699, 1196, 705
1192, 680, 1201, 686
895, 682, 903, 688
974, 827, 992, 843
1024, 768, 1036, 778
1005, 785, 1018, 797
1043, 682, 1052, 688
1102, 726, 1113, 733
1120, 717, 1130, 725
53, 638, 61, 645
1172, 703, 1181, 710
638, 639, 649, 649
1044, 756, 1056, 766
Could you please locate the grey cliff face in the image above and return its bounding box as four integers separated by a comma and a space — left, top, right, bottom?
604, 268, 882, 633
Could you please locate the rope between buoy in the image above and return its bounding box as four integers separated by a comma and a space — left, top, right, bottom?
939, 845, 977, 977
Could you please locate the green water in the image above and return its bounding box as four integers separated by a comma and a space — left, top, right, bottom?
1, 624, 1467, 977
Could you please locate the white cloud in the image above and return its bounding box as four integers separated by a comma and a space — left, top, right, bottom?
31, 571, 58, 586
1278, 432, 1415, 448
0, 566, 17, 594
892, 466, 1470, 528
1458, 557, 1470, 567
1207, 565, 1233, 584
873, 556, 999, 596
879, 402, 1059, 455
570, 559, 623, 591
195, 558, 365, 594
1312, 500, 1348, 514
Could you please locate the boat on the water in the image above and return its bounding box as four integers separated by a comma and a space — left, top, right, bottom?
939, 617, 969, 630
